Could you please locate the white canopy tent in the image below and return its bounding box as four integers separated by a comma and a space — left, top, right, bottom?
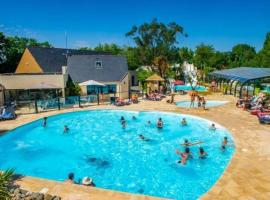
79, 80, 105, 87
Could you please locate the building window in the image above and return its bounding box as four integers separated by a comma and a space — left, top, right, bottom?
95, 61, 102, 69
87, 85, 116, 95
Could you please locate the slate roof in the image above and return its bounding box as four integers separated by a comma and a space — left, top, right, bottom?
67, 54, 128, 82
28, 46, 111, 73
210, 67, 270, 83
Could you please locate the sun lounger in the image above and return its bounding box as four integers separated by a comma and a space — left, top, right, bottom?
258, 114, 270, 124
0, 106, 16, 120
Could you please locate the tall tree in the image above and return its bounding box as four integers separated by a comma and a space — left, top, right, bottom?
0, 33, 52, 73
210, 51, 231, 70
194, 44, 215, 81
230, 44, 256, 67
126, 19, 187, 67
0, 32, 7, 64
152, 56, 169, 78
260, 32, 270, 67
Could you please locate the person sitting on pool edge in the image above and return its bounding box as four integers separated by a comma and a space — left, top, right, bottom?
63, 125, 70, 133
65, 172, 75, 184
42, 117, 47, 127
209, 123, 216, 130
199, 147, 208, 159
82, 176, 96, 187
181, 118, 187, 126
157, 118, 163, 129
221, 137, 228, 151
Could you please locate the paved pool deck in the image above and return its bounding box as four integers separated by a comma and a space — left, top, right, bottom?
1, 93, 270, 200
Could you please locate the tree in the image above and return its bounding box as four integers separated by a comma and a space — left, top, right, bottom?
179, 47, 193, 64
260, 32, 270, 67
122, 46, 141, 70
126, 19, 187, 67
230, 44, 256, 67
93, 43, 122, 55
0, 32, 7, 64
0, 169, 14, 199
152, 56, 169, 78
0, 33, 52, 73
194, 44, 215, 81
136, 69, 154, 90
210, 51, 231, 70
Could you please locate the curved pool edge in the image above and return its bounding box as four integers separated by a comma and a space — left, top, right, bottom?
1, 108, 235, 200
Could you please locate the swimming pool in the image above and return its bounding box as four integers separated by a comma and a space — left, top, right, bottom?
176, 100, 229, 108
0, 110, 234, 200
175, 85, 207, 92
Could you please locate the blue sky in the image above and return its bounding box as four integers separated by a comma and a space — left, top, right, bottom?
0, 0, 269, 51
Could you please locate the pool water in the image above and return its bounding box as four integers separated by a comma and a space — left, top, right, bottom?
0, 110, 234, 200
176, 100, 229, 108
175, 85, 207, 92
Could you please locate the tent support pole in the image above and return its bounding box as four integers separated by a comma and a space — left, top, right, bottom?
234, 82, 240, 97
229, 80, 235, 95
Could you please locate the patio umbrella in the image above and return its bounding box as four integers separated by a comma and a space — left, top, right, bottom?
79, 80, 105, 86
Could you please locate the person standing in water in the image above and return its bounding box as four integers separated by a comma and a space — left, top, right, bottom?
42, 117, 47, 127
63, 125, 70, 133
157, 118, 163, 129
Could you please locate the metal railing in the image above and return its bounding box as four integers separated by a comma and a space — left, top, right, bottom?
14, 90, 141, 115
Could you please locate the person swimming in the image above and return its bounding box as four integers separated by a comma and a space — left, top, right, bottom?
138, 134, 150, 141
120, 116, 125, 123
64, 125, 70, 133
199, 147, 207, 159
42, 117, 47, 127
181, 118, 187, 126
176, 149, 188, 165
132, 116, 137, 120
184, 147, 193, 159
221, 137, 228, 151
121, 119, 126, 129
147, 120, 151, 125
209, 123, 216, 130
157, 118, 163, 129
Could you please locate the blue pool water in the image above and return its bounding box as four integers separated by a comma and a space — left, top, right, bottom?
175, 85, 207, 92
0, 110, 234, 200
176, 100, 229, 108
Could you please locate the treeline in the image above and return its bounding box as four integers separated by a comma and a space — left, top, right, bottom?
0, 19, 270, 79
0, 32, 52, 73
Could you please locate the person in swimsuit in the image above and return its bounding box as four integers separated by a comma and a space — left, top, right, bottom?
157, 118, 163, 129
65, 173, 75, 184
221, 137, 228, 151
121, 120, 126, 129
42, 117, 47, 127
64, 125, 70, 133
209, 123, 216, 130
199, 147, 207, 158
181, 118, 187, 126
138, 134, 150, 141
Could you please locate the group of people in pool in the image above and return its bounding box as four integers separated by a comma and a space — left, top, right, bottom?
65, 172, 96, 187
120, 116, 164, 130
42, 117, 70, 133
190, 92, 207, 109
175, 136, 230, 165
